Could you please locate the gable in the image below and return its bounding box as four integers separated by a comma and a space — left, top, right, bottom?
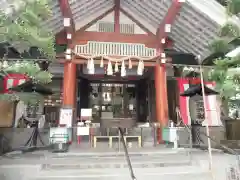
86, 11, 148, 34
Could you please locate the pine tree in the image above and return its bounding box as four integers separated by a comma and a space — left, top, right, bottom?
0, 0, 55, 103
209, 0, 240, 117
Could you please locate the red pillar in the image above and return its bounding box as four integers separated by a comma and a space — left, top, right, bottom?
163, 64, 168, 124
62, 62, 76, 107
155, 63, 168, 143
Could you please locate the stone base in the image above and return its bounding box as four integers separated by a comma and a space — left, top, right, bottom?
0, 128, 50, 151
220, 140, 240, 149
0, 126, 226, 152
177, 126, 226, 149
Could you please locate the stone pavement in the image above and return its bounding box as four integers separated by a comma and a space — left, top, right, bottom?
0, 145, 238, 180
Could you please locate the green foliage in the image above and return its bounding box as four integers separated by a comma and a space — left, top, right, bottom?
208, 39, 230, 53
208, 0, 240, 107
226, 0, 240, 15
0, 0, 56, 60
0, 60, 52, 104
209, 61, 240, 99
2, 61, 52, 84
220, 22, 240, 37
0, 92, 44, 104
0, 0, 55, 103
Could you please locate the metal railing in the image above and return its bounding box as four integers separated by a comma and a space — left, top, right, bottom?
118, 127, 136, 180
176, 120, 193, 161
199, 131, 240, 180
178, 120, 240, 180
200, 131, 240, 168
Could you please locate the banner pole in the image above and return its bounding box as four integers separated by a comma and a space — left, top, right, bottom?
199, 63, 213, 171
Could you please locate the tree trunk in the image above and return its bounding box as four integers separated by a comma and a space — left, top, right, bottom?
221, 97, 229, 118
219, 97, 229, 137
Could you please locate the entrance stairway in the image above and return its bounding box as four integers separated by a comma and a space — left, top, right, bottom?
0, 148, 212, 180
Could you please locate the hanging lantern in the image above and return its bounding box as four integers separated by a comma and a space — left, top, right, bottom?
3, 60, 8, 68
128, 58, 132, 69
107, 60, 113, 75
114, 61, 119, 72
100, 56, 104, 68
88, 58, 95, 74
121, 60, 126, 77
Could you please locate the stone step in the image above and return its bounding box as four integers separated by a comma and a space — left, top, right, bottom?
0, 157, 192, 169
49, 154, 190, 163
35, 167, 211, 180
0, 149, 191, 166
35, 173, 211, 180
53, 149, 188, 158
42, 161, 192, 170
35, 172, 211, 180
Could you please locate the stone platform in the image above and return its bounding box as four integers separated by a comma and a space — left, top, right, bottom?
0, 145, 234, 180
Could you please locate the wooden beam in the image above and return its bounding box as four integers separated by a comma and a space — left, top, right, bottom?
114, 0, 120, 33
72, 31, 157, 48
156, 0, 183, 48
55, 30, 174, 47
58, 58, 157, 67
58, 0, 75, 45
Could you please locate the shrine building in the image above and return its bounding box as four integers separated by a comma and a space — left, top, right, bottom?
0, 0, 230, 146
40, 0, 228, 142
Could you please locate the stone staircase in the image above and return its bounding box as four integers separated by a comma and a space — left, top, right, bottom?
0, 149, 212, 180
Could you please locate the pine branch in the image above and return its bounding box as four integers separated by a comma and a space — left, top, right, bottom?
0, 0, 56, 60
220, 22, 240, 37
226, 0, 240, 15
208, 39, 230, 53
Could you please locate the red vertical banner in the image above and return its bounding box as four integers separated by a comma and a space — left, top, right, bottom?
176, 78, 190, 125
176, 78, 221, 126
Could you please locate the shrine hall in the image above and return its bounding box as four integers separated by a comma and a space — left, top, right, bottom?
44, 0, 228, 141
0, 0, 230, 146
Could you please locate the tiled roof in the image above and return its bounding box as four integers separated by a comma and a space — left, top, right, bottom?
1, 0, 238, 58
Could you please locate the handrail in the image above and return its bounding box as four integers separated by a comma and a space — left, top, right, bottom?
118, 127, 137, 180
199, 131, 240, 169
179, 121, 240, 172
176, 120, 193, 161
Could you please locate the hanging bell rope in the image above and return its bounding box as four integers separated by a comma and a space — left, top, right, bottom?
88, 58, 95, 74
107, 60, 113, 75
121, 60, 126, 77
128, 58, 132, 69
100, 56, 104, 68
114, 61, 119, 72
137, 60, 144, 75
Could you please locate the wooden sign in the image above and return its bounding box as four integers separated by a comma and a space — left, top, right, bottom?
59, 108, 73, 127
